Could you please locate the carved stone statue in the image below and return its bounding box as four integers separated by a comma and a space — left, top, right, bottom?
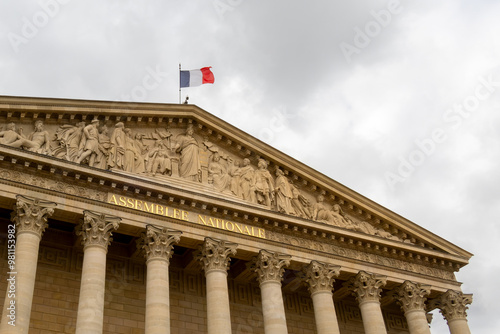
3, 120, 51, 154
123, 128, 145, 173
229, 159, 242, 198
94, 125, 112, 169
208, 153, 232, 193
312, 195, 335, 224
108, 122, 126, 170
76, 119, 100, 165
274, 169, 294, 214
290, 182, 312, 219
175, 124, 201, 182
52, 121, 86, 161
239, 158, 256, 203
254, 159, 274, 208
0, 123, 23, 146
147, 139, 172, 176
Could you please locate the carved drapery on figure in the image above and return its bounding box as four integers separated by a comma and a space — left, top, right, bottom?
346, 271, 387, 304
393, 281, 431, 313
253, 249, 291, 284
77, 211, 121, 250
12, 195, 56, 236
429, 290, 473, 322
141, 225, 182, 263
304, 260, 341, 294
198, 237, 237, 273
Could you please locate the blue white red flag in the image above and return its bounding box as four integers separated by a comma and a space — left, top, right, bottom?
180, 67, 215, 88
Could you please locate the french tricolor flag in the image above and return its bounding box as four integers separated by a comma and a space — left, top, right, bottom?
180, 67, 215, 88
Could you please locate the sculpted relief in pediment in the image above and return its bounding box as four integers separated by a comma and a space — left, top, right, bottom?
0, 118, 408, 243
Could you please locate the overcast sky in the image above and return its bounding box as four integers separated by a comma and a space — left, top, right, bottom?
1, 1, 499, 332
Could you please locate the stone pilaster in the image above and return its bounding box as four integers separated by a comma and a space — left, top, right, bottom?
304, 261, 341, 334
393, 281, 431, 334
199, 237, 237, 334
346, 271, 388, 334
142, 225, 181, 334
429, 290, 473, 334
254, 249, 291, 334
75, 211, 120, 334
1, 195, 56, 334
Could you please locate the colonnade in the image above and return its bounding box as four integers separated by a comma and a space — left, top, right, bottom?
1, 195, 473, 334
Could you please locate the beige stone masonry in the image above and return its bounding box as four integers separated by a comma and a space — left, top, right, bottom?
75, 210, 120, 334
254, 249, 291, 334
141, 225, 182, 334
304, 260, 341, 334
430, 290, 473, 334
198, 237, 237, 334
393, 281, 431, 334
346, 271, 388, 334
0, 195, 56, 334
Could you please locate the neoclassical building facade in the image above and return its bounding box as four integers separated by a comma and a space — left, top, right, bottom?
0, 96, 472, 334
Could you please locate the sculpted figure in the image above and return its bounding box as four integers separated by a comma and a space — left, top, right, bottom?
109, 122, 126, 170
208, 153, 232, 193
239, 158, 256, 202
290, 182, 312, 219
76, 119, 100, 165
6, 120, 51, 154
312, 195, 334, 223
94, 125, 112, 169
229, 159, 242, 198
0, 123, 22, 146
148, 139, 172, 176
329, 204, 350, 228
123, 128, 145, 173
53, 121, 86, 161
175, 124, 201, 182
274, 169, 294, 214
254, 159, 274, 208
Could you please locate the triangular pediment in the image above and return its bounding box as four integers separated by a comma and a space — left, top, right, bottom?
0, 96, 472, 269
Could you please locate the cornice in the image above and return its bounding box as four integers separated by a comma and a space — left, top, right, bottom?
0, 95, 472, 260
0, 144, 469, 274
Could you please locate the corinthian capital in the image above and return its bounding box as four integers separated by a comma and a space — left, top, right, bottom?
429, 290, 473, 322
304, 261, 341, 295
253, 249, 291, 284
12, 195, 56, 237
77, 211, 121, 250
393, 281, 431, 313
198, 237, 237, 274
345, 271, 387, 304
141, 225, 182, 263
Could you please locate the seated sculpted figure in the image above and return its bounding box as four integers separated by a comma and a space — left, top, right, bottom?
2, 120, 51, 154
0, 123, 22, 146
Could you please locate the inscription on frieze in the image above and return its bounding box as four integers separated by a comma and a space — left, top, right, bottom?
0, 118, 409, 243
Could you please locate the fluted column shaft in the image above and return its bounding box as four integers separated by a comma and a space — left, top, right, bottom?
142, 225, 181, 334
346, 271, 387, 334
254, 250, 291, 334
393, 281, 431, 334
75, 211, 120, 334
199, 237, 237, 334
430, 290, 472, 334
1, 196, 56, 334
304, 261, 341, 334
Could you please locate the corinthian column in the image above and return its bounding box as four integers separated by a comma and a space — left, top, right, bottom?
393, 281, 431, 334
304, 261, 341, 334
198, 237, 237, 334
346, 271, 388, 334
142, 225, 181, 334
0, 195, 56, 334
429, 290, 473, 334
253, 250, 291, 334
75, 211, 120, 334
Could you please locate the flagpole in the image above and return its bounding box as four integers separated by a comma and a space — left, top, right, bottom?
179, 63, 181, 104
